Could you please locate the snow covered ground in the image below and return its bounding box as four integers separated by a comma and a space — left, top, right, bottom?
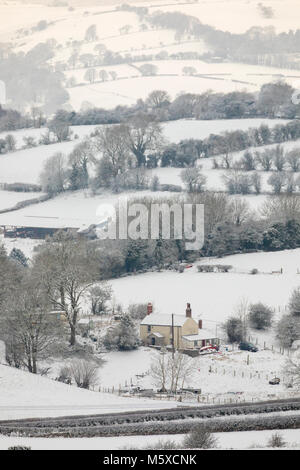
162, 118, 289, 143
67, 75, 257, 110
0, 428, 299, 450
0, 119, 287, 187
110, 249, 300, 324
151, 0, 300, 34
0, 190, 44, 211
0, 363, 176, 421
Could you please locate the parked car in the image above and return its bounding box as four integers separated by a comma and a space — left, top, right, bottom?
239, 341, 258, 352
269, 377, 280, 385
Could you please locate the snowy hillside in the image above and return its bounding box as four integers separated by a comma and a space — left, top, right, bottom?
0, 363, 174, 420
109, 249, 300, 324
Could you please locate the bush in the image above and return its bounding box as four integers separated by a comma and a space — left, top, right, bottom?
267, 432, 286, 448
69, 360, 98, 389
249, 303, 273, 330
8, 446, 31, 450
128, 303, 151, 320
276, 314, 300, 347
103, 314, 140, 351
223, 316, 245, 343
183, 426, 218, 449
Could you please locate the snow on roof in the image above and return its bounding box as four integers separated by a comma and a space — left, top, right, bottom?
149, 332, 164, 338
0, 214, 97, 230
141, 314, 189, 327
182, 329, 217, 341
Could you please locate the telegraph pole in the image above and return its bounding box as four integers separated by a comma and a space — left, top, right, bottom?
171, 313, 175, 359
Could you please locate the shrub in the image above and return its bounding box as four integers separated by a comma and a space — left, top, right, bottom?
69, 360, 98, 389
183, 426, 218, 449
276, 314, 300, 347
249, 303, 273, 330
8, 446, 31, 450
223, 316, 245, 343
267, 432, 286, 448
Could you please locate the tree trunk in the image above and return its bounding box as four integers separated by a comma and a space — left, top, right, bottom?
70, 323, 76, 346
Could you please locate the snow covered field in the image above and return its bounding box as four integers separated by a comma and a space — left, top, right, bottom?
0, 190, 44, 211
162, 118, 289, 143
67, 75, 257, 110
110, 249, 300, 324
0, 118, 287, 187
151, 0, 300, 34
0, 363, 175, 421
0, 126, 97, 185
0, 428, 299, 450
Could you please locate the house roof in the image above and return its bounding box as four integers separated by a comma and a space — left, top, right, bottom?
149, 332, 164, 338
141, 314, 189, 327
182, 329, 217, 341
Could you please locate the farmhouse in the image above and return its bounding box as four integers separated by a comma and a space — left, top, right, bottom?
140, 303, 219, 350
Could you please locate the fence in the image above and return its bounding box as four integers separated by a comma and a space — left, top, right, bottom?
97, 384, 299, 406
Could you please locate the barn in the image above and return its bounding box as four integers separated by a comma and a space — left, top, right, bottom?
0, 214, 99, 240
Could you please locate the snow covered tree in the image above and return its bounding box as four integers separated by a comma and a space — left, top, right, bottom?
32, 232, 98, 346
88, 283, 112, 315
276, 314, 300, 347
85, 24, 97, 42
9, 248, 28, 268
103, 314, 140, 351
40, 152, 67, 194
223, 316, 245, 343
289, 287, 300, 316
180, 167, 206, 193
249, 303, 273, 330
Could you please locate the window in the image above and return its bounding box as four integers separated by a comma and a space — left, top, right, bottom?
147, 325, 151, 333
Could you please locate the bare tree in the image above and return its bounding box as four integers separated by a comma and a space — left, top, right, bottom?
150, 350, 195, 393
261, 194, 300, 223
40, 152, 67, 194
268, 171, 287, 194
88, 283, 112, 315
180, 167, 206, 193
230, 197, 251, 226
125, 113, 164, 167
94, 124, 130, 178
146, 90, 170, 109
69, 359, 99, 389
3, 282, 59, 374
32, 232, 98, 346
286, 149, 300, 172
150, 348, 168, 392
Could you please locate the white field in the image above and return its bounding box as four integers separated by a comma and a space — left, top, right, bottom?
0, 190, 44, 211
162, 118, 289, 143
1, 428, 299, 450
67, 75, 258, 110
0, 125, 97, 185
0, 119, 286, 186
0, 363, 175, 421
109, 249, 300, 324
151, 0, 300, 34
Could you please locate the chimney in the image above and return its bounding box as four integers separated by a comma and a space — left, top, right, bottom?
186, 303, 192, 318
147, 302, 153, 315
198, 319, 203, 329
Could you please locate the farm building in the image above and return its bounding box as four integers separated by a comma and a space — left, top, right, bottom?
140, 303, 219, 350
0, 214, 107, 240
